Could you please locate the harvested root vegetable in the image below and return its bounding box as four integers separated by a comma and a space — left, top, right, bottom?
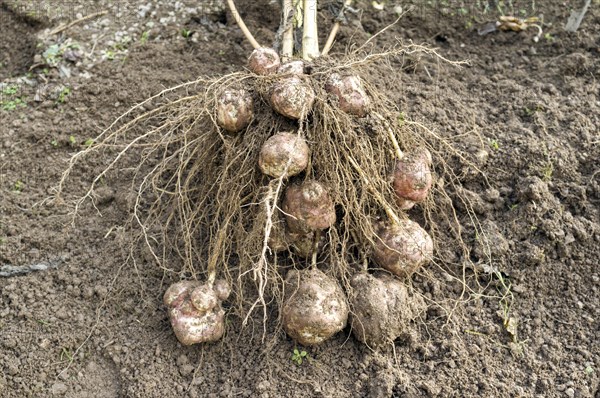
270, 76, 315, 120
278, 60, 306, 75
349, 273, 425, 347
216, 89, 254, 133
393, 148, 433, 210
282, 268, 349, 345
282, 180, 336, 234
325, 73, 370, 117
164, 280, 231, 345
258, 132, 310, 178
373, 220, 433, 278
248, 47, 281, 75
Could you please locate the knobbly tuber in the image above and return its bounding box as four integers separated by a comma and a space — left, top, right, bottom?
393, 148, 433, 210
373, 220, 433, 278
248, 47, 281, 75
282, 180, 336, 234
349, 272, 425, 347
258, 132, 310, 178
270, 76, 315, 120
278, 60, 306, 75
216, 89, 254, 133
325, 73, 370, 117
164, 280, 231, 345
282, 268, 349, 345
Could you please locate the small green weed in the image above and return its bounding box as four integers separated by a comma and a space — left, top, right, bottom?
585, 366, 594, 376
2, 86, 18, 96
60, 347, 73, 361
13, 180, 24, 192
69, 135, 77, 146
291, 348, 308, 365
104, 50, 116, 60
140, 31, 150, 45
1, 98, 26, 111
181, 28, 193, 39
489, 138, 500, 150
43, 44, 61, 66
1, 86, 26, 111
541, 161, 554, 182
57, 87, 71, 103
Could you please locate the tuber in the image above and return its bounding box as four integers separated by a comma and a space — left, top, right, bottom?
258, 132, 310, 178
373, 219, 433, 278
393, 148, 433, 210
277, 60, 306, 75
164, 280, 231, 345
216, 89, 254, 133
325, 73, 370, 117
349, 273, 425, 347
282, 180, 336, 234
282, 268, 349, 345
270, 76, 315, 120
248, 47, 281, 75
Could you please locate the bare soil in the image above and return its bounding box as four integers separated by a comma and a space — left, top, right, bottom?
1, 1, 598, 397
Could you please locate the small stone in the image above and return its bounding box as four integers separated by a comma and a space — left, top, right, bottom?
565, 387, 575, 398
180, 364, 195, 377
52, 382, 68, 395
256, 380, 270, 392
512, 285, 526, 294
483, 188, 500, 202
474, 149, 489, 165
94, 285, 108, 298
7, 363, 19, 376
176, 354, 189, 366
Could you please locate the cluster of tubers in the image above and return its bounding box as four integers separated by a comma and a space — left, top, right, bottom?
165, 47, 434, 347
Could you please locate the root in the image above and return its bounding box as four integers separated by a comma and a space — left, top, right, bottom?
55, 42, 494, 337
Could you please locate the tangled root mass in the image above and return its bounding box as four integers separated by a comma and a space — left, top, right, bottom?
56, 44, 482, 334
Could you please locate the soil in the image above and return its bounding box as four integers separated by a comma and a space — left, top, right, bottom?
1, 1, 599, 397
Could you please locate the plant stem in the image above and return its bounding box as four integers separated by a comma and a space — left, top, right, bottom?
311, 230, 321, 269
226, 0, 261, 49
322, 0, 352, 56
373, 111, 404, 159
302, 0, 319, 60
282, 0, 294, 60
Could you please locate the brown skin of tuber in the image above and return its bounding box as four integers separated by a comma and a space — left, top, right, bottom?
248, 47, 281, 75
282, 180, 336, 234
373, 220, 433, 279
216, 89, 254, 133
164, 280, 231, 345
349, 273, 425, 347
325, 73, 370, 117
258, 132, 310, 178
270, 76, 315, 120
277, 60, 306, 75
393, 148, 433, 208
282, 268, 349, 346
